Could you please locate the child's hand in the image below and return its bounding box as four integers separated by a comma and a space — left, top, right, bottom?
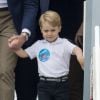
8, 35, 19, 50
8, 34, 26, 49
8, 36, 29, 58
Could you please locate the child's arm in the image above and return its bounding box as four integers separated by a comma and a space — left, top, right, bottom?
72, 46, 84, 70
14, 48, 29, 58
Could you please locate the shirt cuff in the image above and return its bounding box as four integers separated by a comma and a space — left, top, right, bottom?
22, 28, 31, 36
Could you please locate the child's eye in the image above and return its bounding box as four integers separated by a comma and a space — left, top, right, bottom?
43, 29, 56, 32
51, 29, 56, 32
44, 30, 49, 32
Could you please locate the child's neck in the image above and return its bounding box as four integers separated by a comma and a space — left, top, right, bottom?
46, 37, 59, 43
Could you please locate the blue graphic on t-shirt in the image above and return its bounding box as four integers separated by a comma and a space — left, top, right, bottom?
38, 49, 50, 62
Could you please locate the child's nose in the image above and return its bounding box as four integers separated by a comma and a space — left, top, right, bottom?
47, 31, 52, 35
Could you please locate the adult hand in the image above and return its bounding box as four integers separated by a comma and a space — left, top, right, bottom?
75, 33, 83, 48
8, 33, 27, 49
75, 23, 83, 49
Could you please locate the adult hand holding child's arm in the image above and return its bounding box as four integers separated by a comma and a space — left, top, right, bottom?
8, 35, 29, 58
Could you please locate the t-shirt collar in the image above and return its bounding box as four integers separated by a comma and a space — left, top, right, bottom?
43, 37, 62, 44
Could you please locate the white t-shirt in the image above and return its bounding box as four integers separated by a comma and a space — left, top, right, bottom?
25, 38, 76, 77
0, 0, 8, 8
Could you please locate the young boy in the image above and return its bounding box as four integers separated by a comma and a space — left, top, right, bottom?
8, 11, 84, 100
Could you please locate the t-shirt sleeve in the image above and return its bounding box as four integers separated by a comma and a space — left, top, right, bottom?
64, 39, 76, 55
25, 41, 39, 59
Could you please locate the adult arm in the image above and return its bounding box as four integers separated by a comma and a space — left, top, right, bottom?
9, 0, 39, 49
21, 0, 39, 32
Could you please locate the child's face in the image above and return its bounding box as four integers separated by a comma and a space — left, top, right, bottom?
40, 22, 61, 42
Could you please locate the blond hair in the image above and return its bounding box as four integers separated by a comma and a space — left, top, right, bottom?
39, 10, 61, 28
